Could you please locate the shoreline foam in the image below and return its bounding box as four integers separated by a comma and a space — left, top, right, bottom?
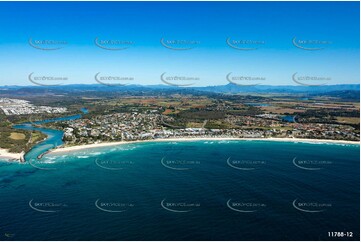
49, 137, 360, 154
0, 148, 23, 161
1, 137, 359, 162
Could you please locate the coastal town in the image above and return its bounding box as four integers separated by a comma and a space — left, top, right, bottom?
0, 93, 359, 162
54, 111, 359, 146
0, 2, 359, 241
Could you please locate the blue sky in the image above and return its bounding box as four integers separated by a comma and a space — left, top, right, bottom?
0, 1, 359, 86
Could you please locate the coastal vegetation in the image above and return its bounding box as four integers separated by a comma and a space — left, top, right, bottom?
0, 87, 359, 155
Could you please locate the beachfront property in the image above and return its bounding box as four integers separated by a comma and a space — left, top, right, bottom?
54, 111, 359, 145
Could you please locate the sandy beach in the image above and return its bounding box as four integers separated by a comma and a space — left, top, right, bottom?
1, 137, 358, 162
50, 137, 360, 154
0, 148, 23, 161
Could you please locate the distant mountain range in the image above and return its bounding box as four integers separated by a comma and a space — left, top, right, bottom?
0, 83, 359, 99
195, 83, 360, 94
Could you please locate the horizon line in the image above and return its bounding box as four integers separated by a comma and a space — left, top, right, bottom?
0, 83, 360, 88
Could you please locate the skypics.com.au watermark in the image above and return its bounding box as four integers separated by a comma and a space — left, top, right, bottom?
292, 157, 333, 170
226, 73, 265, 86
161, 199, 200, 213
160, 38, 200, 50
29, 199, 68, 213
160, 73, 199, 87
95, 199, 134, 213
28, 72, 68, 86
161, 156, 201, 170
94, 72, 134, 86
293, 199, 332, 213
28, 38, 67, 50
95, 37, 134, 50
227, 157, 266, 170
292, 73, 330, 86
292, 37, 331, 51
226, 38, 265, 50
95, 158, 134, 170
227, 199, 266, 213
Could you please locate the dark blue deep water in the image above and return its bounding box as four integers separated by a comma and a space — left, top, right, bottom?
0, 140, 359, 240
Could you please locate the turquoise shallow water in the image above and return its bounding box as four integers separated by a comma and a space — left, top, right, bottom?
0, 140, 359, 240
12, 110, 86, 162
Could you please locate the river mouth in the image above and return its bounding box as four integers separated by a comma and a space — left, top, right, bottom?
12, 110, 87, 162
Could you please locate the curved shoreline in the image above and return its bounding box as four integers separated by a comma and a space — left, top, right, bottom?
49, 137, 360, 155
3, 110, 87, 162
0, 148, 24, 161
1, 137, 359, 162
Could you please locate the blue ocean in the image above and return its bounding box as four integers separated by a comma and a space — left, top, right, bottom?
0, 140, 359, 240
